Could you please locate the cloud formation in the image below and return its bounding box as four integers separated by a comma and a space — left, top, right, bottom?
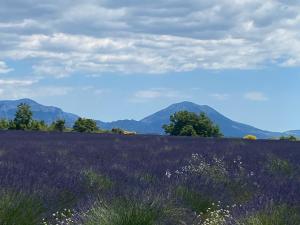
0, 0, 300, 76
0, 61, 13, 74
244, 91, 269, 101
132, 88, 185, 102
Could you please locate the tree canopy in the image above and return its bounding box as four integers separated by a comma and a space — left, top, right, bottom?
51, 119, 66, 132
163, 111, 222, 137
73, 118, 99, 133
14, 103, 33, 130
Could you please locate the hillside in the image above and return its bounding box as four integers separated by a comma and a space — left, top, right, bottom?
0, 99, 290, 138
0, 99, 78, 127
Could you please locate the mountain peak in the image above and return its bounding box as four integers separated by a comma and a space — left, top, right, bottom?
17, 98, 38, 104
170, 101, 212, 110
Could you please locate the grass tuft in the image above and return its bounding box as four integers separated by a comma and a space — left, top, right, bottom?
0, 190, 44, 225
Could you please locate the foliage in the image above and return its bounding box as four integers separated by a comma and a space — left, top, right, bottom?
175, 186, 213, 214
31, 120, 49, 131
83, 169, 113, 191
73, 118, 99, 133
163, 111, 223, 137
14, 103, 33, 130
279, 135, 298, 141
265, 155, 293, 175
0, 119, 9, 130
51, 119, 66, 132
111, 128, 125, 134
82, 200, 164, 225
241, 205, 300, 225
243, 135, 257, 140
0, 191, 44, 225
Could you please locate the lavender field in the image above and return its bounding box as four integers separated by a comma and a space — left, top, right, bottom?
0, 131, 299, 225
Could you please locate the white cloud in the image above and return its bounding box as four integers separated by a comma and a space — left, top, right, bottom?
132, 88, 185, 102
244, 91, 268, 101
0, 0, 299, 76
211, 93, 230, 100
0, 79, 36, 86
0, 61, 13, 74
0, 85, 72, 99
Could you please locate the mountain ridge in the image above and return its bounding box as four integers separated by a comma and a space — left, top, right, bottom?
0, 99, 296, 138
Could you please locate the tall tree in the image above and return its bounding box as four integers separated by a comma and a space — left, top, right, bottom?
14, 103, 33, 130
163, 111, 222, 137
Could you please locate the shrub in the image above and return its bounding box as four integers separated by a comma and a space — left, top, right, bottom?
51, 119, 66, 132
243, 135, 257, 140
280, 135, 298, 141
0, 119, 9, 130
31, 120, 48, 131
73, 118, 99, 133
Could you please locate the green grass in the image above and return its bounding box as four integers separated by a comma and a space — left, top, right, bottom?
83, 169, 114, 191
241, 205, 300, 225
82, 199, 164, 225
175, 186, 214, 214
266, 155, 293, 176
0, 190, 44, 225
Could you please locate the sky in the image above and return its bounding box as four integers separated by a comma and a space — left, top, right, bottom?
0, 0, 299, 132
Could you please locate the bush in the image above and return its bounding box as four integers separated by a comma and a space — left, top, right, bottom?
31, 120, 48, 131
111, 128, 125, 134
163, 111, 223, 137
279, 135, 298, 141
51, 119, 66, 132
0, 119, 9, 130
73, 118, 99, 133
243, 135, 257, 140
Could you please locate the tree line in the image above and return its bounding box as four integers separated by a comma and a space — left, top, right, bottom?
2, 103, 295, 140
0, 103, 99, 133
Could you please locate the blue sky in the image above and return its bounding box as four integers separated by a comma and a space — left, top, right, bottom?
0, 0, 299, 132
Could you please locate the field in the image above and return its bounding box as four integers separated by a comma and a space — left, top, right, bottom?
0, 131, 299, 225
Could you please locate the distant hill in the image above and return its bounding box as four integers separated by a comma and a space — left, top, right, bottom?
99, 101, 281, 138
0, 99, 79, 127
283, 130, 300, 137
0, 99, 291, 138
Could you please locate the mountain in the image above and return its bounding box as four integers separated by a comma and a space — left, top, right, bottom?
0, 99, 79, 127
100, 101, 281, 138
0, 99, 290, 138
283, 130, 300, 137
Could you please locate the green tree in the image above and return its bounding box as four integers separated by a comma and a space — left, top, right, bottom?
51, 119, 66, 132
14, 103, 33, 130
31, 120, 48, 131
163, 111, 222, 137
280, 135, 297, 141
73, 118, 99, 133
0, 119, 9, 130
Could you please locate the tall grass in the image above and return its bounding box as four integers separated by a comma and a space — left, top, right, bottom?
0, 190, 44, 225
241, 205, 300, 225
81, 199, 167, 225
